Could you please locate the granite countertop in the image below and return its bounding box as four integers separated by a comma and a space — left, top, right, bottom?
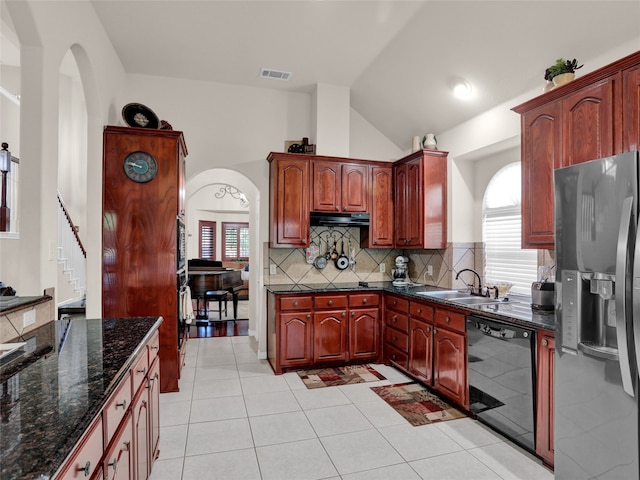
0, 295, 52, 314
0, 316, 162, 480
266, 282, 555, 331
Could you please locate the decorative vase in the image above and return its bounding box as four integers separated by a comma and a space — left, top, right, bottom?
423, 133, 437, 150
552, 72, 575, 87
412, 136, 421, 152
542, 81, 555, 93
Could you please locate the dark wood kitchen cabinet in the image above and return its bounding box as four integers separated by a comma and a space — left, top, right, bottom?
623, 62, 640, 151
348, 293, 380, 361
536, 330, 555, 468
267, 291, 381, 373
514, 50, 640, 249
362, 165, 394, 248
394, 150, 448, 249
383, 294, 410, 369
102, 126, 186, 393
312, 160, 368, 213
268, 153, 311, 248
432, 307, 467, 408
408, 302, 434, 384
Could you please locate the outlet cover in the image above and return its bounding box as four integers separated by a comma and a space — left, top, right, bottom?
270, 264, 277, 275
380, 263, 386, 273
427, 265, 433, 276
23, 309, 36, 328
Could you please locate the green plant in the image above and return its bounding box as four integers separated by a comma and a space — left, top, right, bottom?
544, 58, 583, 81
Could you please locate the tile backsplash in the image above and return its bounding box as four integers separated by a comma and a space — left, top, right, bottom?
265, 227, 487, 289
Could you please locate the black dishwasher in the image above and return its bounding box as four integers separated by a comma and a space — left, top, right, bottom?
466, 315, 536, 454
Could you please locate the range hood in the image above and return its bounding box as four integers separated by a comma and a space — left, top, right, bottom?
310, 212, 370, 227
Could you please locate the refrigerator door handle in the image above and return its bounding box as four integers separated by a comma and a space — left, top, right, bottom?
616, 195, 635, 396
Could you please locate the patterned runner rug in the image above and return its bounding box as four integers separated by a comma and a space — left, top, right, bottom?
297, 364, 386, 389
371, 382, 467, 426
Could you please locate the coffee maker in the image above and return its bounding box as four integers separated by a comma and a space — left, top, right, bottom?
392, 256, 410, 285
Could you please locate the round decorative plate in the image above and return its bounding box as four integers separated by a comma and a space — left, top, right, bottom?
122, 103, 160, 129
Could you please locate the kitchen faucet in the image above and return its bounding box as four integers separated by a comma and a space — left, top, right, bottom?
455, 268, 483, 296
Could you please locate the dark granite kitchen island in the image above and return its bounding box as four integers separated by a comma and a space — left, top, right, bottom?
0, 316, 162, 480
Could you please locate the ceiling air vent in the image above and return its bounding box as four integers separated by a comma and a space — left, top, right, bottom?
260, 68, 292, 81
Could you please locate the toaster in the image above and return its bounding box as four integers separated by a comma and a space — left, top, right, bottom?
531, 281, 555, 310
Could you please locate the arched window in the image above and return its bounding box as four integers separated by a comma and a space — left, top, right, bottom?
482, 162, 537, 295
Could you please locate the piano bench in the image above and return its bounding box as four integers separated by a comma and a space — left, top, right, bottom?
205, 290, 228, 318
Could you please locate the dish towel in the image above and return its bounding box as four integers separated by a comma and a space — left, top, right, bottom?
183, 286, 195, 324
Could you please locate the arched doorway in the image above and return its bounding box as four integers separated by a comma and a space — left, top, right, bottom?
186, 169, 262, 349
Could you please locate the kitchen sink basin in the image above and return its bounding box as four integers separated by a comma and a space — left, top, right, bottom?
415, 290, 471, 300
415, 290, 502, 305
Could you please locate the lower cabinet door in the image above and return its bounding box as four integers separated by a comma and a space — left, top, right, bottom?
408, 318, 432, 384
349, 308, 379, 361
433, 327, 467, 407
536, 332, 555, 467
314, 310, 348, 363
279, 312, 313, 367
133, 386, 150, 480
148, 358, 161, 467
103, 413, 134, 480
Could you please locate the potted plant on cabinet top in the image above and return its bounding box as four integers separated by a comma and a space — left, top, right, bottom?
544, 58, 583, 89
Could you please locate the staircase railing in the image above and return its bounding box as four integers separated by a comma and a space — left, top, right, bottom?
57, 192, 86, 296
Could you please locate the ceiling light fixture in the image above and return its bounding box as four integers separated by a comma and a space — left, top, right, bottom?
452, 79, 473, 99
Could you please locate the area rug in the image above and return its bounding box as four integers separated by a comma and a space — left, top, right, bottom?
297, 364, 386, 389
371, 382, 467, 426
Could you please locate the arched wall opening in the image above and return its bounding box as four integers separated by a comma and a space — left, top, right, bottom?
186, 169, 264, 355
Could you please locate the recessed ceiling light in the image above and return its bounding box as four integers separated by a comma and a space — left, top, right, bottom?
452, 80, 473, 99
260, 68, 292, 81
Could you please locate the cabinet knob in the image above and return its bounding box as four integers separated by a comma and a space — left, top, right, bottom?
293, 301, 298, 306
335, 206, 339, 211
151, 345, 159, 351
300, 239, 306, 244
542, 339, 548, 347
393, 336, 397, 341
116, 399, 127, 410
306, 314, 311, 319
392, 300, 397, 306
445, 316, 450, 323
108, 458, 118, 473
362, 298, 368, 304
374, 240, 377, 245
351, 311, 355, 316
138, 367, 146, 375
392, 354, 397, 360
342, 312, 346, 317
417, 308, 422, 313
427, 326, 431, 333
433, 327, 437, 334
392, 316, 397, 323
328, 300, 333, 306
77, 461, 91, 477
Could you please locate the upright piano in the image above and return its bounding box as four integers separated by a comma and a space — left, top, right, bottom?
187, 259, 243, 320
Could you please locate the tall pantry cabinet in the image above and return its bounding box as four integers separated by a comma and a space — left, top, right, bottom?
102, 125, 187, 393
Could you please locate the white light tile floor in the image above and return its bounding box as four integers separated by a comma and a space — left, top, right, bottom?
150, 336, 554, 480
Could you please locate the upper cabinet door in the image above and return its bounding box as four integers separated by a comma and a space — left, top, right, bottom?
562, 76, 617, 166
312, 161, 341, 212
366, 165, 394, 248
521, 102, 562, 249
341, 164, 368, 212
269, 155, 310, 247
623, 64, 640, 152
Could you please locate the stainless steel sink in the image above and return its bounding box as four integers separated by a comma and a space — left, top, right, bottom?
415, 290, 470, 300
415, 290, 502, 305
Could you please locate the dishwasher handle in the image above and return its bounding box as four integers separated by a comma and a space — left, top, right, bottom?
467, 316, 533, 341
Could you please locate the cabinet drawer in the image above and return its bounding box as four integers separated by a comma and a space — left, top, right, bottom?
131, 351, 149, 395
385, 343, 408, 369
384, 327, 408, 352
385, 310, 409, 333
435, 308, 466, 333
314, 295, 348, 309
410, 302, 434, 322
56, 415, 103, 480
103, 373, 132, 442
147, 330, 160, 365
280, 296, 313, 311
349, 293, 380, 308
385, 295, 409, 313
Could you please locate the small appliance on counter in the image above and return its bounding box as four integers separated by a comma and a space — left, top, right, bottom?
392, 256, 410, 286
531, 281, 554, 310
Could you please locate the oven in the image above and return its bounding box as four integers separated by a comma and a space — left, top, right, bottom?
466, 314, 536, 454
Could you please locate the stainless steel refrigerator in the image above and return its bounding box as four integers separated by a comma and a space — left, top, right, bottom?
554, 151, 640, 479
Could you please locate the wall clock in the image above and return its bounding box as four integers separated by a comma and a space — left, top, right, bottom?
123, 151, 158, 183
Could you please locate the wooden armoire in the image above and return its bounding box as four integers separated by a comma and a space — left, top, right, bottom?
102, 125, 187, 393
